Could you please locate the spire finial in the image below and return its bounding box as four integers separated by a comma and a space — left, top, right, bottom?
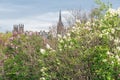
59, 10, 61, 22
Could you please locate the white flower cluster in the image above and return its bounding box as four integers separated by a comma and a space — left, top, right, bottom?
39, 77, 45, 80
115, 55, 120, 63
71, 25, 81, 35
46, 44, 54, 51
57, 32, 75, 50
99, 29, 109, 37
40, 49, 46, 54
85, 21, 91, 26
106, 51, 120, 64
57, 34, 62, 39
40, 67, 47, 72
106, 51, 113, 55
99, 27, 116, 38
116, 46, 120, 51
114, 38, 120, 44
40, 67, 48, 80
110, 28, 115, 34
75, 19, 81, 24
40, 43, 55, 55
106, 8, 120, 17
102, 59, 107, 62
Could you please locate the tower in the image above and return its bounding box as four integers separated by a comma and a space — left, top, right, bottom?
19, 24, 24, 33
57, 10, 64, 36
13, 25, 18, 32
12, 24, 24, 34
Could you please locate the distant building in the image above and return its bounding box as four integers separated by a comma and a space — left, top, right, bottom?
13, 24, 24, 34
57, 10, 65, 36
13, 25, 18, 33
19, 24, 24, 33
40, 30, 49, 39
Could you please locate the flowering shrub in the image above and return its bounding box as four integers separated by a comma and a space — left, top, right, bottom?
0, 7, 120, 80
44, 7, 120, 79
1, 35, 46, 80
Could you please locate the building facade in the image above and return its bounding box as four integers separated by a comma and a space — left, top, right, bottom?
57, 10, 65, 36
13, 24, 24, 34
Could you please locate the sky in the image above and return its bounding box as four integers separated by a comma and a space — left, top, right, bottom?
0, 0, 120, 32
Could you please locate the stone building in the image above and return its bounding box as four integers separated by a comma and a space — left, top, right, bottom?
57, 10, 65, 36
13, 24, 24, 34
13, 25, 18, 33
18, 24, 24, 33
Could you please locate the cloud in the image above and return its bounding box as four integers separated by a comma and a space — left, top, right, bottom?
0, 19, 52, 32
0, 2, 40, 19
0, 10, 70, 32
0, 8, 15, 12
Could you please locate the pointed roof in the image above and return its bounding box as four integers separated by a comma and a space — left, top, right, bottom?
59, 10, 61, 22
57, 10, 64, 35
57, 10, 64, 27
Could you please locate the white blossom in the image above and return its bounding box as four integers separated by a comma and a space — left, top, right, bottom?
117, 7, 120, 14
111, 28, 115, 34
106, 51, 112, 55
59, 49, 62, 51
40, 67, 47, 72
57, 34, 62, 38
114, 38, 120, 44
64, 44, 67, 48
76, 19, 81, 23
85, 21, 90, 26
59, 39, 64, 43
108, 8, 117, 16
63, 35, 67, 39
108, 8, 115, 13
40, 77, 45, 80
68, 45, 72, 49
70, 42, 74, 45
51, 49, 56, 52
72, 26, 75, 29
66, 33, 70, 37
40, 49, 46, 54
46, 44, 51, 49
109, 35, 114, 40
15, 46, 18, 49
99, 34, 103, 38
117, 46, 120, 51
111, 61, 114, 64
116, 27, 120, 30
71, 29, 76, 33
115, 55, 119, 60
85, 26, 92, 30
102, 59, 107, 62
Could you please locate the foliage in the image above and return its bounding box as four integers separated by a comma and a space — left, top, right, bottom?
90, 0, 112, 19
1, 35, 46, 80
43, 7, 120, 80
0, 2, 120, 80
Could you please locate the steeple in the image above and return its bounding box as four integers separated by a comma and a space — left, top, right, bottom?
57, 10, 64, 35
59, 10, 61, 22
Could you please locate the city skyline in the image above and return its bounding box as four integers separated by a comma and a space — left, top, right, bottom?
0, 0, 120, 32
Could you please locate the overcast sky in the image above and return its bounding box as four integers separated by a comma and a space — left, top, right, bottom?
0, 0, 120, 32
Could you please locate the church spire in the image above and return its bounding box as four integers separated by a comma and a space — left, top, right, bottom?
59, 10, 61, 22
57, 10, 64, 35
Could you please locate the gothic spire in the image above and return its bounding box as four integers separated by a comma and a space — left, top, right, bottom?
57, 10, 64, 35
59, 10, 61, 22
